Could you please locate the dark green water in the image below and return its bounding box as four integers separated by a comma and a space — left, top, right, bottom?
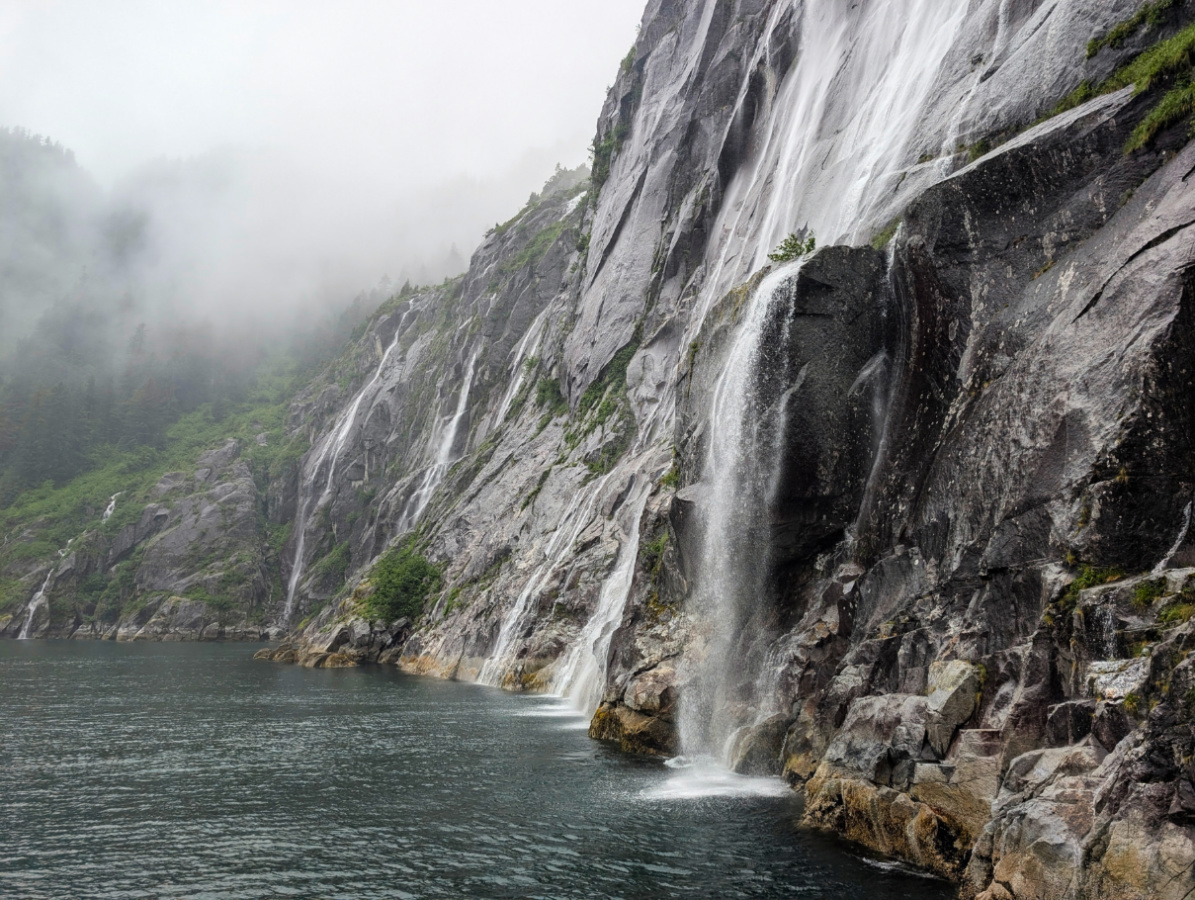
0, 641, 952, 899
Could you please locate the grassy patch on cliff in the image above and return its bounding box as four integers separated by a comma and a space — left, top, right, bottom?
1052, 19, 1195, 152
498, 221, 568, 276
963, 11, 1195, 164
1055, 566, 1127, 618
1087, 0, 1180, 58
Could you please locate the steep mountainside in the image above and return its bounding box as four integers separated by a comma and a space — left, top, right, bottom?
9, 1, 1195, 896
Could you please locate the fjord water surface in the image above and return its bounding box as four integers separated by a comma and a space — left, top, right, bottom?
0, 642, 951, 899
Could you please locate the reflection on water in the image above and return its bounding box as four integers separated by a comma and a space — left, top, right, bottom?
0, 641, 953, 899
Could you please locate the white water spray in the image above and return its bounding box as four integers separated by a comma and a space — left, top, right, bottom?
679, 261, 801, 760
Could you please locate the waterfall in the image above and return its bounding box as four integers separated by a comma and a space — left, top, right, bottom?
678, 262, 801, 760
102, 493, 122, 523
1153, 502, 1193, 577
668, 0, 972, 767
18, 569, 54, 639
283, 330, 405, 623
478, 473, 614, 687
401, 346, 482, 529
492, 309, 548, 428
695, 0, 969, 317
552, 480, 651, 713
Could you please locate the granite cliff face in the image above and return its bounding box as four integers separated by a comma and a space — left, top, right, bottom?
10, 0, 1195, 895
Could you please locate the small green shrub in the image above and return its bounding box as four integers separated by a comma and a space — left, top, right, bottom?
364, 544, 441, 622
591, 125, 629, 194
620, 43, 637, 75
535, 377, 568, 417
767, 232, 817, 264
1123, 692, 1142, 716
641, 532, 669, 579
660, 464, 680, 489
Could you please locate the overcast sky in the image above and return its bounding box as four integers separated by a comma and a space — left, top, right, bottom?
0, 1, 646, 322
0, 1, 644, 184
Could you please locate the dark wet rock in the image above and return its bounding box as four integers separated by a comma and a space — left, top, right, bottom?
589, 701, 677, 757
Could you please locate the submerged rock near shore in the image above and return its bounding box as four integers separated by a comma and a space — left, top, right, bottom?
9, 0, 1195, 895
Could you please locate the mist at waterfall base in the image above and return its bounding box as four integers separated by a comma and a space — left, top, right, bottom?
0, 642, 951, 900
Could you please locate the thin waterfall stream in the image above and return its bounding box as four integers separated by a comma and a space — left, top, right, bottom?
477, 472, 615, 687
401, 345, 481, 529
17, 570, 54, 640
552, 478, 652, 713
283, 330, 405, 623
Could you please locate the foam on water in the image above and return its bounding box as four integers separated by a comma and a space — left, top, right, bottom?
641, 757, 791, 801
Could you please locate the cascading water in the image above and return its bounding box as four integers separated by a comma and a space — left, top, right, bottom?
1153, 502, 1193, 577
674, 0, 970, 767
283, 330, 405, 623
102, 493, 122, 523
478, 473, 614, 687
678, 262, 802, 761
19, 519, 96, 638
18, 570, 54, 640
695, 0, 970, 315
492, 310, 548, 428
401, 346, 481, 528
551, 479, 652, 713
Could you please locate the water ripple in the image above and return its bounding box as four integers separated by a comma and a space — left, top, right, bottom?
0, 642, 952, 900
